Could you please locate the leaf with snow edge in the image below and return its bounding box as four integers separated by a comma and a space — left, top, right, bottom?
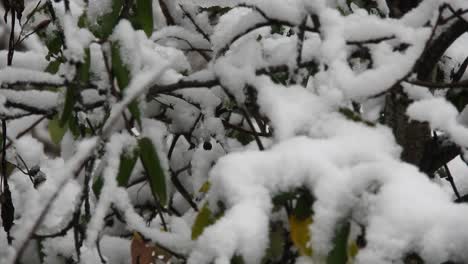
92, 0, 124, 39
45, 59, 62, 74
135, 0, 153, 37
45, 31, 63, 56
139, 137, 167, 206
191, 201, 227, 240
111, 42, 130, 90
116, 147, 139, 187
92, 175, 104, 198
327, 221, 351, 264
191, 203, 215, 240
93, 147, 138, 197
293, 189, 315, 219
263, 222, 286, 262
198, 181, 211, 193
77, 48, 91, 85
60, 49, 90, 127
111, 41, 142, 126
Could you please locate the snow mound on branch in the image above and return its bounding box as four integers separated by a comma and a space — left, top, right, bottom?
190, 115, 468, 264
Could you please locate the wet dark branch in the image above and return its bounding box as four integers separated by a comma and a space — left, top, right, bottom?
419, 135, 460, 176
416, 19, 468, 81
158, 0, 176, 26
221, 120, 271, 137
216, 19, 318, 58
452, 55, 468, 82
1, 81, 65, 90
149, 79, 220, 96
405, 79, 468, 89
179, 4, 211, 42
346, 36, 396, 46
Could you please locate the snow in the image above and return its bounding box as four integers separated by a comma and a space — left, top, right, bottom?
0, 67, 64, 86
87, 0, 113, 25
408, 98, 468, 149
5, 0, 468, 264
0, 51, 48, 70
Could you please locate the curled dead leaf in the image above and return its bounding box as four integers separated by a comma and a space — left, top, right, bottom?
131, 233, 173, 264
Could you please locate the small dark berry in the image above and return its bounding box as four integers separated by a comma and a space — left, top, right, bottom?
203, 141, 212, 150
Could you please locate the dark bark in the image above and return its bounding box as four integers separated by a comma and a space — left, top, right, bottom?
385, 5, 468, 172
385, 0, 422, 18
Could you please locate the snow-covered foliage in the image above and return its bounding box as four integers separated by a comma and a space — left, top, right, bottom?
1, 0, 468, 264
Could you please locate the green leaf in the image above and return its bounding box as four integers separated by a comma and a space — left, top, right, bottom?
93, 0, 123, 39
59, 49, 89, 128
231, 255, 245, 264
78, 12, 88, 28
93, 148, 138, 198
111, 42, 130, 89
327, 221, 351, 264
136, 0, 153, 37
191, 203, 215, 240
139, 137, 167, 206
48, 115, 68, 144
293, 189, 315, 220
263, 222, 286, 262
270, 23, 285, 35
60, 86, 76, 127
45, 59, 61, 74
77, 48, 91, 85
92, 175, 104, 198
116, 149, 139, 187
111, 42, 142, 126
45, 32, 63, 55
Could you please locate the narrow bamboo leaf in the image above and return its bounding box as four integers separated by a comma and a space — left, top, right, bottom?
136, 0, 154, 37
116, 149, 139, 187
93, 148, 139, 198
327, 222, 351, 264
48, 116, 67, 145
111, 42, 141, 125
77, 48, 91, 84
139, 137, 167, 206
128, 101, 142, 127
92, 175, 104, 198
263, 222, 286, 262
192, 204, 214, 240
60, 49, 89, 128
60, 86, 75, 127
111, 42, 130, 90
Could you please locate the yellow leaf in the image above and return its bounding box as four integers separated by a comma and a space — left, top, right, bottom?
348, 240, 359, 262
198, 181, 211, 193
289, 215, 313, 256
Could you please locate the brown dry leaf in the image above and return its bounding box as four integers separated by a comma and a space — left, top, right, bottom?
131, 233, 172, 264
